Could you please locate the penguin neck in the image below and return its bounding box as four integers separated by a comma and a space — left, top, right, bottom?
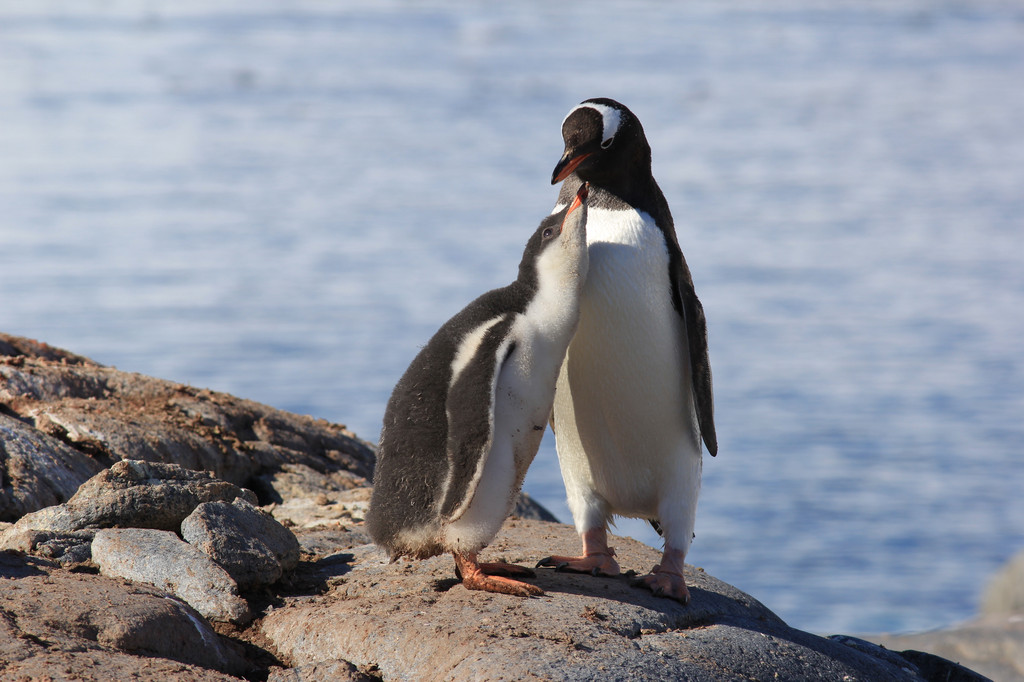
561, 168, 670, 228
519, 252, 586, 347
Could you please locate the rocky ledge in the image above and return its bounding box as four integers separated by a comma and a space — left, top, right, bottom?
0, 333, 1004, 681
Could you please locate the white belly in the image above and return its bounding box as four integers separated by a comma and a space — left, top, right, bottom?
553, 208, 702, 531
443, 319, 567, 553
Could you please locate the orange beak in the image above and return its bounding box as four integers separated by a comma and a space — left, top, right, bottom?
551, 151, 593, 184
566, 182, 589, 216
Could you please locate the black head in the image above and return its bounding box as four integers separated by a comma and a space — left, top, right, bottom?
551, 98, 651, 189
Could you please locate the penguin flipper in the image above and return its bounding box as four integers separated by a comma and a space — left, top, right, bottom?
439, 315, 518, 521
675, 259, 718, 457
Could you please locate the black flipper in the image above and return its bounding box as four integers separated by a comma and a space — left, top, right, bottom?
673, 253, 718, 457
439, 315, 518, 520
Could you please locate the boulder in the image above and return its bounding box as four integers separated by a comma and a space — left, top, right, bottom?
511, 490, 560, 523
0, 412, 105, 521
253, 462, 368, 504
0, 549, 250, 679
1, 459, 257, 537
1, 333, 997, 680
982, 548, 1024, 617
262, 519, 972, 681
182, 497, 301, 589
861, 548, 1024, 681
0, 527, 95, 565
0, 334, 93, 365
866, 618, 1022, 682
92, 527, 252, 624
1, 332, 376, 509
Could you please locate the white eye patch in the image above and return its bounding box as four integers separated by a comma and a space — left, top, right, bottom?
563, 102, 622, 147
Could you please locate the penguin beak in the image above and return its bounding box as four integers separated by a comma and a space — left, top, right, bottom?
566, 182, 589, 215
551, 150, 593, 185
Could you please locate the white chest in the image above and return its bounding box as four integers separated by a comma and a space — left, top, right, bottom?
581, 207, 678, 330
554, 207, 698, 515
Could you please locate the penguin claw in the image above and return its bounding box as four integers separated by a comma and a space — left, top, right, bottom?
535, 555, 571, 571
534, 553, 620, 577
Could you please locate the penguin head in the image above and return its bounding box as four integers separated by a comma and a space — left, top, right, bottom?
519, 183, 590, 293
551, 98, 651, 187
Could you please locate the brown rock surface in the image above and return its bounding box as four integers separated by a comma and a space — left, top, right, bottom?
267, 659, 380, 682
0, 333, 998, 680
0, 412, 105, 520
1, 332, 376, 510
0, 550, 251, 679
261, 519, 962, 682
2, 459, 258, 537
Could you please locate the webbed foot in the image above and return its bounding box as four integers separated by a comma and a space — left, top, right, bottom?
535, 551, 619, 577
536, 526, 620, 577
632, 565, 691, 605
454, 553, 543, 597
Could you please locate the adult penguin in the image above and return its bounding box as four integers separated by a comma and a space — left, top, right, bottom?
367, 185, 590, 596
537, 98, 717, 605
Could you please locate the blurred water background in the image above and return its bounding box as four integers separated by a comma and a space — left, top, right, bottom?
2, 0, 1023, 635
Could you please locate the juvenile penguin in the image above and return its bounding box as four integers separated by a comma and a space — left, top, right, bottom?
366, 184, 590, 597
536, 98, 717, 604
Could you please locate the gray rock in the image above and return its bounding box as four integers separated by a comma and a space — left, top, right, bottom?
182, 497, 301, 589
857, 548, 1024, 682
0, 332, 376, 504
0, 527, 95, 565
0, 412, 105, 521
268, 659, 379, 682
0, 334, 93, 364
269, 486, 372, 531
1, 459, 257, 538
294, 527, 372, 557
829, 635, 990, 682
511, 490, 559, 523
92, 527, 252, 624
0, 549, 250, 678
866, 618, 1023, 682
254, 462, 367, 504
2, 333, 998, 681
982, 548, 1024, 617
261, 518, 968, 682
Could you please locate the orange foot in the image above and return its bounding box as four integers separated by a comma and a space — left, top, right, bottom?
633, 565, 691, 605
536, 526, 620, 577
454, 553, 543, 597
535, 551, 619, 577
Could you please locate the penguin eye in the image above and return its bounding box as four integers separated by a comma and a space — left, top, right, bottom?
542, 227, 555, 239
601, 135, 615, 149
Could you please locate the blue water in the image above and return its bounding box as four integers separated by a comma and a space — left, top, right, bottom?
2, 0, 1023, 635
